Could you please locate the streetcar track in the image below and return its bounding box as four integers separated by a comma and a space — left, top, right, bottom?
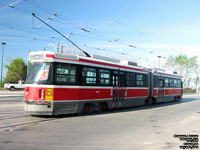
0, 100, 23, 103
0, 113, 86, 131
0, 109, 23, 115
0, 115, 27, 121
0, 110, 23, 114
0, 118, 57, 130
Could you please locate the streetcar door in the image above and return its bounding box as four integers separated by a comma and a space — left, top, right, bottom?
112, 71, 125, 108
158, 79, 164, 102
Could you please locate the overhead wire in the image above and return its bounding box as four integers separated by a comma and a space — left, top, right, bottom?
1, 0, 141, 56
0, 2, 84, 44
0, 1, 72, 30
24, 0, 125, 41
82, 44, 138, 61
3, 0, 126, 46
0, 32, 59, 44
34, 14, 57, 28
114, 0, 143, 35
115, 0, 131, 20
0, 1, 66, 30
32, 13, 91, 57
0, 33, 30, 38
0, 23, 53, 32
0, 34, 62, 44
0, 24, 51, 37
24, 0, 83, 29
67, 33, 108, 42
115, 20, 143, 35
0, 2, 115, 44
25, 0, 55, 16
0, 0, 23, 12
57, 19, 121, 43
0, 24, 65, 44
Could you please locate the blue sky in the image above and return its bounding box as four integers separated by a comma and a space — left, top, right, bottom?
1, 0, 200, 77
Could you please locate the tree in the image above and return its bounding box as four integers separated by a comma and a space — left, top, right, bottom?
4, 58, 27, 83
194, 77, 200, 93
165, 54, 198, 84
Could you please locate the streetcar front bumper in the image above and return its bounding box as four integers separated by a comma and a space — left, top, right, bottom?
24, 99, 53, 116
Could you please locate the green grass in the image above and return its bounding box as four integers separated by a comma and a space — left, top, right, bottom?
0, 82, 4, 88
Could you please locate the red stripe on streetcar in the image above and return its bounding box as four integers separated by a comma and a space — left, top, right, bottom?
24, 87, 149, 101
46, 54, 55, 58
153, 89, 182, 96
79, 58, 146, 72
46, 54, 146, 73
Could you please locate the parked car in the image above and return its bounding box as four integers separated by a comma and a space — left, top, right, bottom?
4, 81, 25, 91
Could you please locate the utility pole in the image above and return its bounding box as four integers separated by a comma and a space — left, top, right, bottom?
61, 45, 63, 53
57, 43, 59, 53
1, 42, 6, 82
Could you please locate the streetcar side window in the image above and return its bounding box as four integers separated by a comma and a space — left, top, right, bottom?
127, 72, 135, 87
154, 76, 158, 88
174, 79, 178, 87
99, 69, 110, 85
56, 64, 76, 84
169, 79, 174, 87
165, 78, 169, 87
82, 67, 96, 85
177, 79, 181, 88
136, 74, 144, 86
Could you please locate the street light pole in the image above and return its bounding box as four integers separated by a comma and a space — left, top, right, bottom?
1, 42, 6, 82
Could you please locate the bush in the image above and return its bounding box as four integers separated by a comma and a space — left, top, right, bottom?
183, 88, 196, 93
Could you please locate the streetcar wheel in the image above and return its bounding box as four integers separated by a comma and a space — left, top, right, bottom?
177, 96, 181, 101
97, 103, 103, 112
174, 96, 178, 101
82, 104, 90, 114
145, 98, 152, 105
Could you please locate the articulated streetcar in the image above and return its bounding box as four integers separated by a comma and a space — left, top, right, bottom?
24, 51, 182, 115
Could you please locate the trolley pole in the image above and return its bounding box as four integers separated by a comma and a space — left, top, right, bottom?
157, 56, 161, 68
1, 42, 6, 82
32, 13, 91, 57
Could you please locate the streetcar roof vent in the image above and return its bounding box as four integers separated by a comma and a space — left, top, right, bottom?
173, 71, 178, 74
92, 54, 120, 63
153, 68, 165, 72
55, 52, 78, 60
29, 53, 44, 61
120, 60, 137, 66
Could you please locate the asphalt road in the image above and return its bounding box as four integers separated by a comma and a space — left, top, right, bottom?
0, 91, 200, 150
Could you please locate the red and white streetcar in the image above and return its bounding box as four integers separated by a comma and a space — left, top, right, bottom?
24, 51, 182, 115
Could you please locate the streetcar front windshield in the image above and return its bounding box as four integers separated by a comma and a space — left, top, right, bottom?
26, 63, 52, 83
